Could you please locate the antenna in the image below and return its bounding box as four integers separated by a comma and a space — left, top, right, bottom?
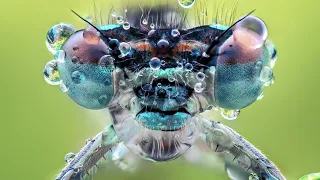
204, 9, 256, 56
70, 9, 111, 43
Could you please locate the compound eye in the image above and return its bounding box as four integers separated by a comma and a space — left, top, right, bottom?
44, 23, 115, 110
233, 15, 268, 49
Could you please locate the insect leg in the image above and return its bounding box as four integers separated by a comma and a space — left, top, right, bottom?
198, 117, 286, 180
54, 125, 120, 180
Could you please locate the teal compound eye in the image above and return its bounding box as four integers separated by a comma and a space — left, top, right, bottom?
214, 15, 277, 117
44, 23, 115, 109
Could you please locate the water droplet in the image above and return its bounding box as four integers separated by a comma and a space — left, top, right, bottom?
119, 42, 131, 56
111, 12, 117, 17
142, 19, 148, 25
299, 173, 320, 180
157, 83, 162, 88
142, 84, 152, 91
266, 41, 277, 68
99, 55, 114, 66
260, 66, 274, 86
161, 60, 166, 66
177, 63, 183, 69
255, 61, 262, 70
83, 27, 100, 45
196, 72, 205, 81
148, 30, 156, 37
257, 92, 264, 100
194, 83, 204, 93
233, 15, 268, 49
150, 23, 155, 29
124, 9, 128, 13
149, 57, 161, 70
221, 109, 240, 120
98, 95, 108, 105
43, 60, 62, 85
123, 22, 131, 30
64, 153, 76, 163
116, 16, 124, 24
171, 29, 180, 37
46, 23, 76, 54
168, 76, 175, 82
119, 80, 126, 86
178, 0, 196, 8
157, 39, 169, 48
184, 63, 193, 71
249, 173, 259, 180
71, 56, 79, 63
54, 50, 66, 63
60, 83, 69, 92
71, 71, 85, 84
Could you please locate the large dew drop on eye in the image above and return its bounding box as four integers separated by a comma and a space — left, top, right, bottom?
46, 23, 76, 54
83, 26, 101, 45
178, 0, 196, 8
233, 15, 268, 49
43, 60, 62, 85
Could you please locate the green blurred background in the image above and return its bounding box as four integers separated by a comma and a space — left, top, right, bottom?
1, 0, 319, 179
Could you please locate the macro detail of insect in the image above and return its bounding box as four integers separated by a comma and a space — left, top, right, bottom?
43, 1, 283, 179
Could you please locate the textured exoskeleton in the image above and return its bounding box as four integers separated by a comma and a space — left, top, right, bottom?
43, 4, 282, 180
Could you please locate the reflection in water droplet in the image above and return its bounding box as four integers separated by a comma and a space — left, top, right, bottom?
43, 60, 62, 85
221, 109, 240, 120
60, 83, 69, 93
142, 19, 148, 25
257, 92, 264, 100
119, 42, 131, 56
54, 50, 66, 63
196, 72, 205, 81
83, 27, 100, 45
266, 41, 277, 68
123, 22, 131, 30
171, 29, 180, 37
149, 57, 161, 70
168, 76, 175, 82
150, 23, 155, 29
46, 23, 76, 54
116, 16, 124, 24
260, 66, 274, 86
71, 71, 85, 84
64, 153, 76, 163
249, 173, 259, 180
185, 63, 193, 71
99, 55, 114, 66
178, 0, 196, 8
194, 83, 204, 93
